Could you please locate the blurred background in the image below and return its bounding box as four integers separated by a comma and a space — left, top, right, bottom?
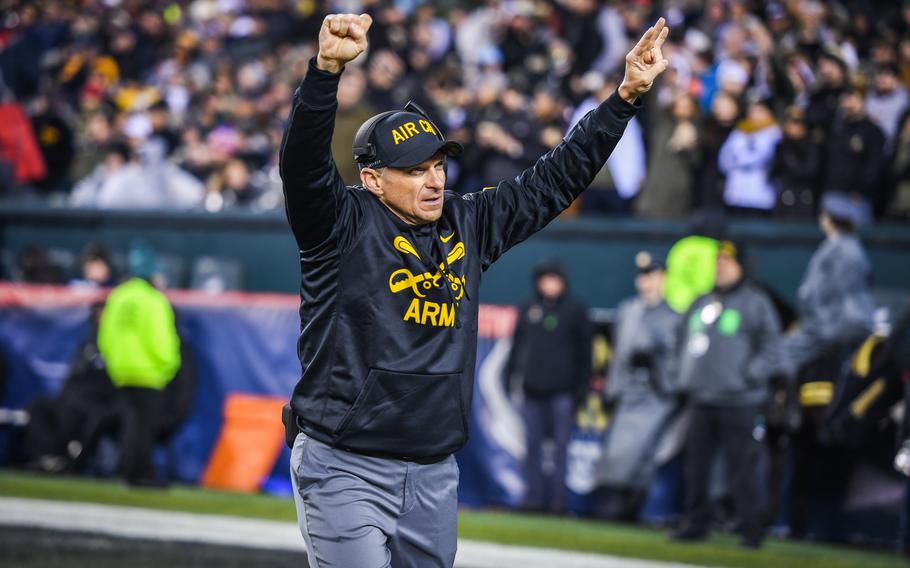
1, 0, 910, 566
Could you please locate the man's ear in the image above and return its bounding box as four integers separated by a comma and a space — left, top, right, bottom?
360, 168, 383, 196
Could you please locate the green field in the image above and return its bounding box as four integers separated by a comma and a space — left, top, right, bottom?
0, 469, 904, 568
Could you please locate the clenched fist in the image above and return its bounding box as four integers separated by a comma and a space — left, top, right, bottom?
316, 13, 373, 74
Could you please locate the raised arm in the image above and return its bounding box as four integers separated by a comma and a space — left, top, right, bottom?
279, 13, 372, 250
467, 19, 670, 269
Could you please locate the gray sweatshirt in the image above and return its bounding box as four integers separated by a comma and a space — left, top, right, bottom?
677, 280, 782, 406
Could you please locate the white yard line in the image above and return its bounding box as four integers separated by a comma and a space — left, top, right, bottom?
0, 497, 701, 568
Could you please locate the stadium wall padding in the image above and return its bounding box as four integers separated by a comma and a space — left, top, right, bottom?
0, 287, 525, 507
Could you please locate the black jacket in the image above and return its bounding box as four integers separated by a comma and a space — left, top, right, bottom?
506, 293, 592, 398
822, 115, 886, 199
279, 58, 639, 459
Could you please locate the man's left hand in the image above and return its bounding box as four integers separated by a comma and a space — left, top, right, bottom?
618, 17, 670, 103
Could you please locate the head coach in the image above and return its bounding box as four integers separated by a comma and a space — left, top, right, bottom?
279, 12, 670, 568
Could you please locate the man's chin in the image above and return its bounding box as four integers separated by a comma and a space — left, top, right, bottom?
418, 209, 443, 223
417, 200, 444, 222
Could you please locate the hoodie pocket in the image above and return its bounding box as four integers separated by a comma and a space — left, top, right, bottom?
332, 368, 467, 457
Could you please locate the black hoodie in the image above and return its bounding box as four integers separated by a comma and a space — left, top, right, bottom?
505, 275, 592, 398
279, 58, 639, 459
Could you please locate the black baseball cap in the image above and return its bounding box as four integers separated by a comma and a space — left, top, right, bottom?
354, 104, 463, 170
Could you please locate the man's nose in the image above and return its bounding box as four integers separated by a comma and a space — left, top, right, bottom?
427, 167, 445, 189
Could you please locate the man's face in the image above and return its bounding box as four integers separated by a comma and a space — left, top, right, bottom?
635, 270, 664, 301
840, 92, 865, 118
819, 57, 844, 86
362, 152, 447, 225
537, 273, 565, 300
875, 70, 898, 95
715, 252, 742, 288
83, 258, 111, 284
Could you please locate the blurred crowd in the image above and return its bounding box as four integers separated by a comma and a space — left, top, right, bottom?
1, 0, 910, 219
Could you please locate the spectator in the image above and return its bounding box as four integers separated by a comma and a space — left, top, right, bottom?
821, 89, 886, 220
330, 65, 377, 186
593, 252, 681, 521
889, 109, 910, 219
568, 75, 646, 214
69, 242, 116, 289
637, 92, 701, 219
70, 112, 116, 183
866, 64, 909, 147
718, 98, 782, 215
17, 246, 65, 284
695, 91, 741, 209
770, 106, 821, 218
0, 96, 47, 194
96, 242, 181, 486
505, 260, 592, 514
476, 86, 546, 185
147, 100, 180, 157
69, 141, 131, 208
204, 158, 258, 211
672, 240, 781, 548
29, 94, 75, 193
24, 302, 116, 473
805, 51, 849, 138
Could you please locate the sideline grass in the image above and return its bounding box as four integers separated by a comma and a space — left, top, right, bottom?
0, 469, 904, 568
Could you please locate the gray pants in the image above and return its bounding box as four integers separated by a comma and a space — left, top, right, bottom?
290, 433, 459, 568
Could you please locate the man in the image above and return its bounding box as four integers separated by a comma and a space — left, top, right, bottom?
805, 51, 848, 138
505, 260, 591, 514
778, 192, 876, 381
97, 243, 181, 486
777, 193, 876, 539
663, 208, 726, 314
672, 241, 781, 548
280, 12, 669, 567
69, 242, 117, 289
820, 89, 886, 220
770, 106, 821, 219
865, 64, 909, 147
25, 302, 116, 473
594, 252, 680, 520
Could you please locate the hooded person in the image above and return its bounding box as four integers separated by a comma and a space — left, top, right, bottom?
505, 259, 593, 514
97, 241, 181, 486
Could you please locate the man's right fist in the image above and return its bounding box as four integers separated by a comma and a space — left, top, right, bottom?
316, 13, 373, 74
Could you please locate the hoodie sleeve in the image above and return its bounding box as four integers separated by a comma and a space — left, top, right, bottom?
462, 92, 640, 270
279, 58, 353, 251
